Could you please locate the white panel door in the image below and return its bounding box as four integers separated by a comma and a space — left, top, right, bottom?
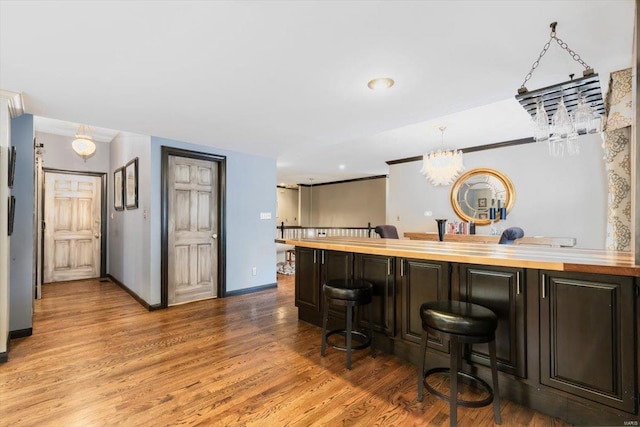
44, 173, 101, 283
168, 155, 218, 305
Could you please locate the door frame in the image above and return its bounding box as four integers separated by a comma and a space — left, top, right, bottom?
41, 168, 108, 282
161, 147, 226, 309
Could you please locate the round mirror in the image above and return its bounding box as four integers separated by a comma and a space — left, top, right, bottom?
450, 168, 515, 225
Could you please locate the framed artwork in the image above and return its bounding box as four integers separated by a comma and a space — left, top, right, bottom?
478, 197, 487, 208
478, 212, 488, 219
114, 167, 125, 211
8, 146, 16, 188
125, 157, 139, 209
8, 195, 15, 236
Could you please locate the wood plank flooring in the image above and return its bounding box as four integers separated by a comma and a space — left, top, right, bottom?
0, 275, 569, 426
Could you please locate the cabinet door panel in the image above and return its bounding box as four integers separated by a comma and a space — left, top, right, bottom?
322, 250, 354, 321
356, 254, 395, 336
295, 247, 319, 311
540, 272, 635, 413
460, 265, 526, 378
401, 259, 449, 351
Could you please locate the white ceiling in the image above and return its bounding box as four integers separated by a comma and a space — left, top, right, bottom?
0, 1, 634, 185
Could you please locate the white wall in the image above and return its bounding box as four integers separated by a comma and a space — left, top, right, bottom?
276, 187, 298, 225
299, 177, 387, 227
0, 99, 11, 357
9, 114, 34, 331
108, 132, 151, 302
36, 131, 111, 173
150, 136, 277, 300
388, 133, 607, 249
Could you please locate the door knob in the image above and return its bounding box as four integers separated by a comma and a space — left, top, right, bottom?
211, 234, 218, 239
94, 233, 100, 238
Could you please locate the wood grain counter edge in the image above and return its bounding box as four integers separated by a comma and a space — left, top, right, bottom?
284, 237, 640, 277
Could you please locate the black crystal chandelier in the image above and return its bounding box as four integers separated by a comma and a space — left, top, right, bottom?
515, 22, 604, 157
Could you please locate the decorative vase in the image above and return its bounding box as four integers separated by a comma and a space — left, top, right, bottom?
435, 219, 447, 242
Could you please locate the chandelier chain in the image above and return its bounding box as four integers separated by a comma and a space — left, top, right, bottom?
519, 23, 591, 90
520, 38, 552, 90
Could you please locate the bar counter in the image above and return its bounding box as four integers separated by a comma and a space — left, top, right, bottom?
284, 236, 640, 277
286, 236, 640, 425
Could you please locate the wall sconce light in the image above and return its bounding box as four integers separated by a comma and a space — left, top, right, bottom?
72, 124, 96, 160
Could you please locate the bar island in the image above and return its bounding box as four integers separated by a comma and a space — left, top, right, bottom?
285, 236, 640, 426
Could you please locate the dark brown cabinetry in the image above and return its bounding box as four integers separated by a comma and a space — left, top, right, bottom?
400, 259, 450, 352
294, 247, 320, 311
291, 241, 639, 423
294, 247, 353, 322
539, 271, 636, 414
354, 254, 395, 336
459, 264, 526, 378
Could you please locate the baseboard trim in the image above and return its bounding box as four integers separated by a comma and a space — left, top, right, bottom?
225, 282, 277, 297
107, 274, 159, 312
9, 328, 32, 339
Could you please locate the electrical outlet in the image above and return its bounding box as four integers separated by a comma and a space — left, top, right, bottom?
260, 212, 272, 220
252, 267, 257, 276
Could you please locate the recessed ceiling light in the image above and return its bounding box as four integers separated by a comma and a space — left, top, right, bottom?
339, 164, 346, 170
367, 77, 394, 90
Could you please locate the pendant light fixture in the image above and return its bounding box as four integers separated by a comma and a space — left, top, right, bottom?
72, 124, 96, 161
419, 126, 464, 186
515, 22, 604, 157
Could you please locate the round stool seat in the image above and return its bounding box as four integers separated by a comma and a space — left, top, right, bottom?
323, 279, 373, 304
321, 278, 375, 370
420, 301, 497, 337
417, 300, 503, 426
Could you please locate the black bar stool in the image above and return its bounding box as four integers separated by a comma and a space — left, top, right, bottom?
417, 300, 501, 427
321, 278, 375, 370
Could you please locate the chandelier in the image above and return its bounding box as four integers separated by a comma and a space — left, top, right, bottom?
72, 124, 96, 160
515, 22, 604, 157
419, 126, 464, 186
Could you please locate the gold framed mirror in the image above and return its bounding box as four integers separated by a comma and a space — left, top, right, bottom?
450, 168, 515, 226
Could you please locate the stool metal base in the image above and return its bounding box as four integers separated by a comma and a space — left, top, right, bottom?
423, 367, 494, 408
325, 329, 371, 351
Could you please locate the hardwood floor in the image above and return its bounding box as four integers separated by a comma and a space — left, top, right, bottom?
0, 275, 569, 426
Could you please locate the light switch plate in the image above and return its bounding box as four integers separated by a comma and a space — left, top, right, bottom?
260, 212, 272, 220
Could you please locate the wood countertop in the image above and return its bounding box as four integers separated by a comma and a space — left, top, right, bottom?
284, 237, 640, 277
404, 232, 577, 247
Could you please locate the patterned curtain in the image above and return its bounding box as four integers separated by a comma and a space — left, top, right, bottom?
603, 68, 632, 251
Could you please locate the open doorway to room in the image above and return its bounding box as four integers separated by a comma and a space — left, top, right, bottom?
276, 185, 298, 276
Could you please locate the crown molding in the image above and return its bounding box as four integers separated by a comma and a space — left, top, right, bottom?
0, 89, 25, 118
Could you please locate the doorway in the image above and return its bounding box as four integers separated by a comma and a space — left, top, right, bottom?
42, 169, 107, 284
161, 147, 226, 308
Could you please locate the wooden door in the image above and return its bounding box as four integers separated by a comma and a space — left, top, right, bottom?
321, 250, 354, 322
459, 265, 526, 378
356, 254, 395, 336
400, 259, 450, 352
294, 247, 320, 311
44, 172, 101, 283
540, 271, 636, 413
168, 155, 218, 305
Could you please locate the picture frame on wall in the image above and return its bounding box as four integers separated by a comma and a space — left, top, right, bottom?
114, 167, 125, 211
8, 146, 16, 188
8, 195, 15, 236
125, 157, 139, 209
478, 197, 487, 208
